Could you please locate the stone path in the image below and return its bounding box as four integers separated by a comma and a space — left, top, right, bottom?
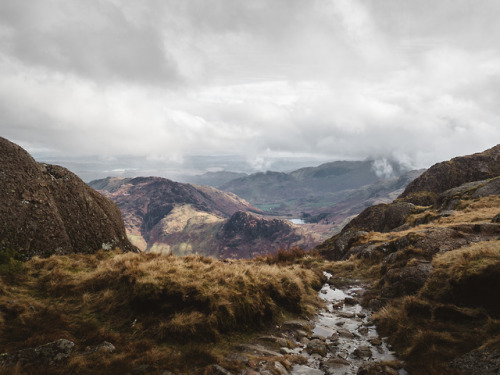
222, 273, 407, 374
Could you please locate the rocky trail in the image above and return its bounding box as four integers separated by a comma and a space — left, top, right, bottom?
220, 274, 407, 375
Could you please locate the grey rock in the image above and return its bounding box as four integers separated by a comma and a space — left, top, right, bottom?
0, 339, 74, 366
306, 339, 328, 357
337, 328, 356, 338
353, 346, 372, 359
337, 311, 356, 318
280, 348, 294, 355
212, 364, 233, 375
324, 357, 350, 368
291, 364, 324, 375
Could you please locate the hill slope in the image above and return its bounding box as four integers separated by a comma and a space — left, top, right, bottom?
90, 177, 319, 257
0, 137, 135, 258
400, 144, 500, 205
317, 144, 500, 374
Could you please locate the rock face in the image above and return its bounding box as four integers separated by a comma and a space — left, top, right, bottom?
91, 176, 318, 258
399, 144, 500, 205
0, 137, 135, 258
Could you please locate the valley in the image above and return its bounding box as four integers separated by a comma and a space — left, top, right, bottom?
0, 137, 499, 375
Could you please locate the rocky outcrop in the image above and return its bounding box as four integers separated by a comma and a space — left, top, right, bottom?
342, 201, 417, 233
0, 339, 74, 366
0, 137, 135, 258
399, 144, 500, 205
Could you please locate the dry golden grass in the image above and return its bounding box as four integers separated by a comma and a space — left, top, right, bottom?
0, 251, 323, 374
372, 240, 500, 374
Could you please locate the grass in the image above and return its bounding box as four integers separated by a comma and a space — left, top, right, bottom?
372, 240, 500, 374
0, 251, 323, 374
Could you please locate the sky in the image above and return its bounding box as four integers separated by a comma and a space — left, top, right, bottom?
1, 0, 500, 181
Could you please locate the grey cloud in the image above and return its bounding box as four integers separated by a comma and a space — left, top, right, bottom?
1, 0, 499, 181
0, 1, 180, 84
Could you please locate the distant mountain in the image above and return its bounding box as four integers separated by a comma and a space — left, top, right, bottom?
89, 177, 319, 258
310, 169, 425, 228
218, 160, 419, 231
184, 171, 248, 187
0, 138, 135, 258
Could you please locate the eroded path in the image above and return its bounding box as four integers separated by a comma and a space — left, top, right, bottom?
290, 273, 400, 374
222, 274, 406, 375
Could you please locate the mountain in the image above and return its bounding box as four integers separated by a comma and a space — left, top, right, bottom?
217, 160, 421, 234
219, 161, 389, 209
90, 176, 319, 258
0, 137, 135, 258
183, 171, 248, 187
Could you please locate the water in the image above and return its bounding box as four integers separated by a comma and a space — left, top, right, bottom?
291, 273, 397, 374
289, 218, 306, 224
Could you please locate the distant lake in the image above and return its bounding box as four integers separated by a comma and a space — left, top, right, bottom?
289, 218, 306, 225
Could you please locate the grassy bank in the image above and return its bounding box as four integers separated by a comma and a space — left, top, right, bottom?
0, 251, 323, 374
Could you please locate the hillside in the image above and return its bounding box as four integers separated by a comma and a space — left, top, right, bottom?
184, 171, 248, 187
0, 137, 135, 258
316, 145, 500, 374
400, 144, 500, 205
90, 177, 320, 258
218, 160, 420, 230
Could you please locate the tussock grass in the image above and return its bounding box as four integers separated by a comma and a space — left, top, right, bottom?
0, 251, 323, 374
373, 240, 500, 374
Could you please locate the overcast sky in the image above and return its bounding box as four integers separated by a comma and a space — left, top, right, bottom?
1, 0, 500, 181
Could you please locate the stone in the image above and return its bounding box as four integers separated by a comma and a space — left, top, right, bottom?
299, 337, 310, 345
274, 361, 289, 375
306, 339, 328, 357
337, 328, 356, 339
0, 339, 75, 366
357, 326, 369, 335
369, 338, 382, 346
324, 357, 350, 368
311, 334, 326, 341
344, 297, 358, 305
337, 312, 356, 319
280, 348, 294, 355
353, 346, 372, 359
291, 364, 324, 375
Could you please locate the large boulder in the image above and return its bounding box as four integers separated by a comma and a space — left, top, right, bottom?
0, 137, 136, 258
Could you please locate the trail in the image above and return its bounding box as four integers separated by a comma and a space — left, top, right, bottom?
289, 273, 403, 374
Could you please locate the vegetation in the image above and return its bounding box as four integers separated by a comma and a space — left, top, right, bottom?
0, 251, 323, 374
